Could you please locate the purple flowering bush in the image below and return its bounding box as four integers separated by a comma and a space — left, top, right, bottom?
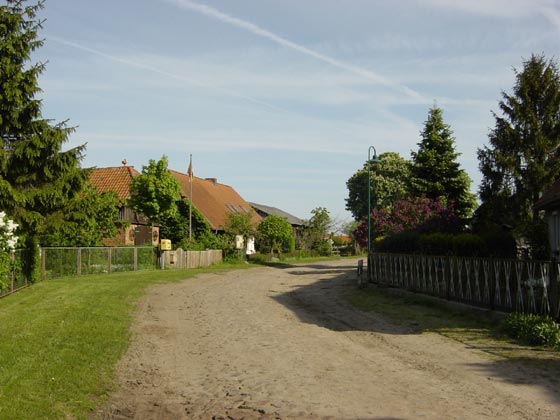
353, 196, 462, 249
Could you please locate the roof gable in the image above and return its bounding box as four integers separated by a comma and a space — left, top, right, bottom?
248, 202, 304, 226
534, 179, 560, 211
89, 166, 140, 199
169, 170, 261, 230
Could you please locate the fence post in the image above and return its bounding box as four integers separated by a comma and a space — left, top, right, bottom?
41, 248, 46, 281
10, 251, 15, 293
489, 257, 496, 311
550, 257, 558, 320
77, 247, 81, 276
107, 248, 112, 274
446, 256, 451, 301
134, 247, 138, 271
367, 253, 372, 284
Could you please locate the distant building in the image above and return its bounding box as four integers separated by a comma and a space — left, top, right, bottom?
90, 162, 262, 246
248, 202, 305, 237
89, 165, 159, 246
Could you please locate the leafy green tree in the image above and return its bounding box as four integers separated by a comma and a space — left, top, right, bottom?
302, 207, 332, 253
41, 183, 121, 246
409, 106, 476, 217
129, 156, 181, 225
257, 215, 293, 254
346, 152, 410, 221
158, 198, 211, 247
223, 211, 258, 239
0, 1, 88, 280
477, 54, 560, 227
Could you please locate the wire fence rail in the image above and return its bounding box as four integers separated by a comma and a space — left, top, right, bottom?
368, 253, 560, 319
0, 247, 223, 299
41, 246, 157, 279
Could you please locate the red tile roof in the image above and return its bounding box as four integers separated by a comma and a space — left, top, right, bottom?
89, 166, 139, 199
169, 170, 262, 230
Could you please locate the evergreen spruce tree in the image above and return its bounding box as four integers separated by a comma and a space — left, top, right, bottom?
0, 1, 87, 279
409, 106, 476, 217
478, 54, 560, 225
476, 54, 560, 258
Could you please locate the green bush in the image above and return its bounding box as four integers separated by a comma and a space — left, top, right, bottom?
479, 227, 517, 258
418, 233, 454, 255
452, 233, 487, 257
503, 312, 560, 348
376, 231, 421, 254
248, 250, 322, 264
315, 239, 333, 256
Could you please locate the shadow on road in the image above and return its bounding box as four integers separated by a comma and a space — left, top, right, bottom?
267, 260, 560, 408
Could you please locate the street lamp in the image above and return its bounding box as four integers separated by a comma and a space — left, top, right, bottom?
367, 146, 381, 255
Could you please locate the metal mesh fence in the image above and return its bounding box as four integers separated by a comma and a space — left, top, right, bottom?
43, 247, 156, 279
0, 250, 28, 298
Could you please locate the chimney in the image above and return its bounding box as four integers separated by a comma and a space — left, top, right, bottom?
205, 177, 217, 185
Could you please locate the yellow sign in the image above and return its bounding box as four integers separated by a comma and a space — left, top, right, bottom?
160, 239, 172, 250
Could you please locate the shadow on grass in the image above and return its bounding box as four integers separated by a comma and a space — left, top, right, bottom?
266, 259, 560, 407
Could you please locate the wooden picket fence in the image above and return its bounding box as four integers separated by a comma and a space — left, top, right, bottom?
368, 253, 560, 319
161, 248, 222, 269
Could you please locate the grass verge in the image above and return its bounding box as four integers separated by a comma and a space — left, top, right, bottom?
348, 286, 560, 359
0, 263, 249, 420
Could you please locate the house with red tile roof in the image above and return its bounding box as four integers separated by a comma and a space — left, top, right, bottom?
89, 165, 159, 246
90, 163, 261, 246
169, 170, 261, 231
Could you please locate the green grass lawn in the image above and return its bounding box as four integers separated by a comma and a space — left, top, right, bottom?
0, 263, 248, 420
349, 286, 560, 358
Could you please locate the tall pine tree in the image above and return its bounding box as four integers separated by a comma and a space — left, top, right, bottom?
409, 106, 475, 217
476, 54, 560, 258
478, 54, 560, 225
0, 1, 87, 279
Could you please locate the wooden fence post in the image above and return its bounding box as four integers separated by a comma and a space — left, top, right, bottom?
134, 247, 138, 271
41, 248, 46, 281
10, 251, 15, 293
550, 257, 558, 320
489, 257, 496, 311
77, 247, 81, 276
107, 248, 111, 274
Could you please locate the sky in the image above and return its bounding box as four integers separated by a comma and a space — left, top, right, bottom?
33, 0, 560, 227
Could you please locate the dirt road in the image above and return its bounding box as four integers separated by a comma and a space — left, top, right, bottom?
96, 258, 560, 420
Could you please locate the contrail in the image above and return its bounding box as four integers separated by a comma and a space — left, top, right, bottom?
165, 0, 425, 101
47, 36, 416, 139
48, 35, 291, 114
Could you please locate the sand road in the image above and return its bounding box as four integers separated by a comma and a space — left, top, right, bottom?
95, 258, 560, 420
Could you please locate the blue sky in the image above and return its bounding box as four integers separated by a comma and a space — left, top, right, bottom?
35, 0, 560, 227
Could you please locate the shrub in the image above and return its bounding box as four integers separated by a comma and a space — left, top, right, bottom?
478, 227, 517, 258
376, 231, 421, 254
418, 233, 454, 255
452, 233, 487, 257
503, 312, 560, 348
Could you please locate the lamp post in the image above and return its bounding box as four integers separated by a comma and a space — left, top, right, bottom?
367, 146, 381, 255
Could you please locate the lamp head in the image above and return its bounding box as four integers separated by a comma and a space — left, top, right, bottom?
369, 154, 381, 164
